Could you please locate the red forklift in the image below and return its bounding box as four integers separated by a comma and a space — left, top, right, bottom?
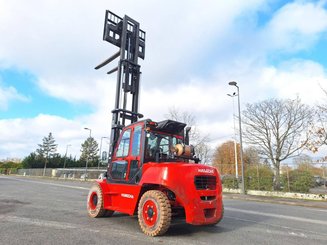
87, 10, 223, 236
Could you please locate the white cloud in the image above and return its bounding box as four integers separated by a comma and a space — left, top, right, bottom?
264, 0, 327, 52
0, 115, 76, 158
0, 83, 29, 110
1, 0, 327, 160
36, 76, 117, 106
141, 81, 226, 120
0, 0, 266, 104
259, 59, 327, 104
0, 112, 112, 159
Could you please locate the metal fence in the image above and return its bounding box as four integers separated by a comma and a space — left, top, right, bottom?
7, 164, 327, 194
16, 168, 106, 180
217, 163, 327, 194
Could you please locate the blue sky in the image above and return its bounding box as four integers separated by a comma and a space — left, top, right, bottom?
1, 0, 327, 160
0, 69, 93, 119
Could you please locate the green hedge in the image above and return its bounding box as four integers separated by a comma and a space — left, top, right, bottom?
221, 165, 315, 194
245, 165, 274, 191
0, 168, 18, 174
222, 175, 239, 189
281, 169, 314, 193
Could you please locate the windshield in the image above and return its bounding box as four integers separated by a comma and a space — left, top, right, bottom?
144, 131, 183, 162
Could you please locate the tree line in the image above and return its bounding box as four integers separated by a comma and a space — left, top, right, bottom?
21, 132, 101, 169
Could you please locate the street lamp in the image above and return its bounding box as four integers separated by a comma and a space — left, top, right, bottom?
98, 136, 109, 169
227, 92, 239, 179
84, 127, 92, 180
63, 144, 72, 169
228, 81, 245, 194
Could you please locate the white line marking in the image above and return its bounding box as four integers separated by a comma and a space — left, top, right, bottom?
265, 229, 307, 238
225, 207, 327, 225
225, 215, 327, 239
0, 215, 193, 244
0, 215, 100, 233
305, 208, 327, 213
2, 176, 90, 190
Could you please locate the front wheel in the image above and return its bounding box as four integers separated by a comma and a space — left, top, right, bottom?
87, 183, 114, 218
138, 190, 171, 236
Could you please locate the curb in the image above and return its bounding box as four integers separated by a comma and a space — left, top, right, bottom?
223, 194, 327, 209
223, 188, 327, 201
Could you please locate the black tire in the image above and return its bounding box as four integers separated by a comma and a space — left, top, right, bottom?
138, 190, 171, 236
87, 183, 114, 218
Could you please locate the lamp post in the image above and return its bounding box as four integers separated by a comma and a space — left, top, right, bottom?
98, 136, 109, 169
63, 144, 72, 169
228, 81, 245, 194
227, 93, 239, 179
84, 127, 92, 180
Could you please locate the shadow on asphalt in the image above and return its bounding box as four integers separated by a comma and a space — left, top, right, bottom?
165, 223, 229, 236
102, 212, 241, 237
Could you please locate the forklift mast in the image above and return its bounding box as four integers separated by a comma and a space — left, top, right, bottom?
88, 11, 223, 237
95, 10, 146, 160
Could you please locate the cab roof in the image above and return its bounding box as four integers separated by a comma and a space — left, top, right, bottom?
150, 119, 186, 135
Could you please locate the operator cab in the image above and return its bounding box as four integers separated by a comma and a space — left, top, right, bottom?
106, 119, 197, 184
144, 120, 185, 163
144, 131, 183, 162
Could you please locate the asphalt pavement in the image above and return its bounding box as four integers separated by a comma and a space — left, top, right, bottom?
224, 193, 327, 209
1, 175, 327, 245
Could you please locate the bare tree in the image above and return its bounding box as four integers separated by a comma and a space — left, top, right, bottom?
243, 146, 260, 166
242, 97, 314, 190
316, 87, 327, 146
293, 154, 313, 170
165, 107, 211, 163
195, 141, 211, 164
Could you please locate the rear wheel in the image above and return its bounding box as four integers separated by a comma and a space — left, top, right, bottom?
138, 190, 171, 236
87, 183, 114, 218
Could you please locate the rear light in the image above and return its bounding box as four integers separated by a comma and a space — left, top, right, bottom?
148, 121, 158, 126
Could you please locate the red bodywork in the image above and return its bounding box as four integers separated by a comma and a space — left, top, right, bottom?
93, 120, 223, 225
97, 162, 223, 225
92, 11, 223, 232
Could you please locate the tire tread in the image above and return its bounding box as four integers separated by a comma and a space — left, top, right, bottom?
138, 190, 171, 236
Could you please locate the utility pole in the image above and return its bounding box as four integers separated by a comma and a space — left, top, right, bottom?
228, 81, 245, 195
227, 93, 239, 179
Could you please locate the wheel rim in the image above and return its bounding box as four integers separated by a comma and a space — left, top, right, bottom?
89, 192, 98, 210
142, 199, 158, 227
